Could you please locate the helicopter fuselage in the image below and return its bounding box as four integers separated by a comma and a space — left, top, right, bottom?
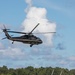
2, 23, 55, 47
10, 34, 43, 45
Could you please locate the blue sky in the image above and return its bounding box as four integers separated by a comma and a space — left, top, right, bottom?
0, 0, 75, 69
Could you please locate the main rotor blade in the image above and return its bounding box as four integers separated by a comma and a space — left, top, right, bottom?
30, 23, 40, 34
33, 32, 56, 34
7, 31, 26, 34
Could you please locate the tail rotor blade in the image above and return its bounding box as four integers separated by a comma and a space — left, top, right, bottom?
2, 35, 13, 40
3, 24, 6, 29
2, 24, 10, 31
2, 37, 7, 40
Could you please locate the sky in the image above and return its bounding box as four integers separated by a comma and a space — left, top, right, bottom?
0, 0, 75, 69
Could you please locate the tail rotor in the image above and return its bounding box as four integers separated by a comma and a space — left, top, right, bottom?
2, 24, 10, 32
1, 24, 11, 40
2, 35, 13, 40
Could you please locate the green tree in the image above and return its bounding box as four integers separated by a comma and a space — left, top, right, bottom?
70, 69, 75, 75
0, 65, 8, 75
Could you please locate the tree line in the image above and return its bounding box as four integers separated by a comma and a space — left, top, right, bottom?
0, 65, 75, 75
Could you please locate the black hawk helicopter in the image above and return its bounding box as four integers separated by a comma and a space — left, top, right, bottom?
2, 23, 55, 47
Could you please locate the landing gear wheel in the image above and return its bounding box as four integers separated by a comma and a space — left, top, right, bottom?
30, 44, 33, 47
12, 41, 14, 44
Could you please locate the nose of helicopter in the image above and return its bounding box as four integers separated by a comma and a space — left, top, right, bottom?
39, 39, 43, 44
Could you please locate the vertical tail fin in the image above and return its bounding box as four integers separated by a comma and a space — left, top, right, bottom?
2, 25, 11, 39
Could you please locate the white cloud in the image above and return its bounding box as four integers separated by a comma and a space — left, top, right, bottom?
0, 24, 3, 33
25, 0, 32, 6
0, 43, 4, 49
0, 47, 28, 60
22, 6, 56, 46
42, 54, 62, 61
59, 60, 68, 65
35, 0, 75, 18
23, 0, 56, 47
30, 48, 52, 56
25, 0, 32, 13
69, 56, 75, 61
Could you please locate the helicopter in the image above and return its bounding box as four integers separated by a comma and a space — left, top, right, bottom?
2, 23, 56, 47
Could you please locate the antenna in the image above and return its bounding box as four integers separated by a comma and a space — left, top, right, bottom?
51, 69, 54, 75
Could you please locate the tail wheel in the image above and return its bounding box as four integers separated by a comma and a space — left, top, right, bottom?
12, 41, 14, 44
30, 44, 33, 47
